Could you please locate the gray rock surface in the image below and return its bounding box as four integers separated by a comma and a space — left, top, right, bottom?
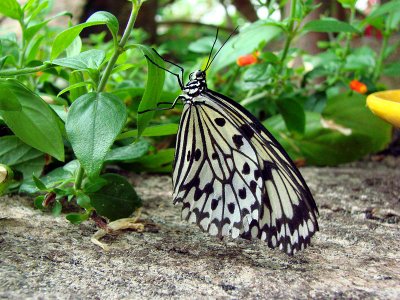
1, 159, 400, 299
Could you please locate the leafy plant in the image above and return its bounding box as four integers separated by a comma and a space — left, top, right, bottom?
0, 0, 398, 225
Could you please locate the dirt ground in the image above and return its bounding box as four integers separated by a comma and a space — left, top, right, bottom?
0, 157, 399, 299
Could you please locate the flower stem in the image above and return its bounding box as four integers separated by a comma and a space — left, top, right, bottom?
373, 32, 390, 82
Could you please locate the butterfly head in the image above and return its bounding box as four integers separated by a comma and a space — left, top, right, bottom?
189, 70, 206, 81
184, 70, 207, 96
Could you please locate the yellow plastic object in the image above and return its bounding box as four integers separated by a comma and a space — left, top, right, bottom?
367, 90, 400, 128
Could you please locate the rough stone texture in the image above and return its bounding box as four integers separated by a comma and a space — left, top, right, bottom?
1, 158, 400, 299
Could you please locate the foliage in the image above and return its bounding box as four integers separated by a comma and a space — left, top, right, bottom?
0, 0, 397, 224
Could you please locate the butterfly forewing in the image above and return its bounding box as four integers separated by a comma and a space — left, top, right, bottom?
173, 90, 318, 255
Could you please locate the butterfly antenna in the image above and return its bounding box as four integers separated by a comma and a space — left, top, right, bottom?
204, 28, 219, 71
205, 26, 239, 71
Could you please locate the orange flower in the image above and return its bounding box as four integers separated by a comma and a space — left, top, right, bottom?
237, 53, 258, 67
349, 80, 367, 94
36, 71, 43, 77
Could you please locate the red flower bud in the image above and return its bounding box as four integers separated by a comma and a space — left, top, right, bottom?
349, 80, 368, 94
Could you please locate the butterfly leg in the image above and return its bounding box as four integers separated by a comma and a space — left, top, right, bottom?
138, 95, 185, 114
144, 54, 184, 89
151, 48, 185, 87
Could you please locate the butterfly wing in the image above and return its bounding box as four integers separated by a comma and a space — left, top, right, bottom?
173, 90, 318, 255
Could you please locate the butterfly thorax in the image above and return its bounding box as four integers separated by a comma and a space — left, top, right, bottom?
182, 70, 207, 98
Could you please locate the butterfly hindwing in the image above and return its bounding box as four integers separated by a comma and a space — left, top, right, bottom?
172, 91, 319, 255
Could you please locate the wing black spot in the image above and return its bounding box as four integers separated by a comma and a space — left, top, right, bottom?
250, 180, 257, 193
254, 169, 261, 180
215, 118, 226, 127
203, 182, 214, 194
232, 134, 244, 148
238, 187, 246, 199
212, 153, 218, 160
239, 123, 254, 138
194, 188, 203, 201
228, 203, 235, 214
211, 199, 218, 210
194, 149, 202, 161
187, 150, 191, 162
242, 162, 250, 175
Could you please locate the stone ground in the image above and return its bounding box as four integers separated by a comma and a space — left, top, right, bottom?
0, 158, 400, 299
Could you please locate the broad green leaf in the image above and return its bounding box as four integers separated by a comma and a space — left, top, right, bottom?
51, 11, 119, 60
133, 44, 165, 137
337, 0, 356, 9
0, 80, 64, 161
212, 21, 282, 71
52, 200, 62, 216
66, 92, 127, 178
52, 49, 106, 70
66, 212, 90, 224
76, 193, 92, 210
89, 173, 142, 221
265, 112, 371, 165
116, 123, 179, 140
366, 0, 400, 21
303, 19, 358, 33
24, 11, 73, 43
383, 62, 400, 76
66, 36, 82, 57
105, 139, 149, 162
276, 99, 305, 134
0, 135, 44, 179
323, 93, 391, 151
83, 176, 108, 193
0, 0, 22, 20
0, 82, 21, 111
134, 148, 175, 173
188, 36, 222, 54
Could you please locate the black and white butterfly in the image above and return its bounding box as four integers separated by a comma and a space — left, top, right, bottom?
141, 29, 319, 255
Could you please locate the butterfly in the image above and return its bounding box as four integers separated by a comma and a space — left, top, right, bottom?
140, 29, 319, 255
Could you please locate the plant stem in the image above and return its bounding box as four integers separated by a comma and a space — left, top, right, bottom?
74, 166, 85, 191
373, 33, 389, 82
97, 0, 142, 93
0, 64, 52, 77
278, 0, 297, 74
74, 1, 142, 190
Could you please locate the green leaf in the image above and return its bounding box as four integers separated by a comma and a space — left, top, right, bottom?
303, 19, 358, 33
83, 176, 108, 193
0, 0, 22, 20
52, 200, 62, 216
68, 71, 87, 101
66, 212, 90, 224
0, 135, 44, 179
33, 175, 47, 191
89, 173, 142, 221
116, 123, 179, 140
0, 79, 64, 161
66, 92, 127, 178
19, 160, 79, 194
133, 44, 165, 137
383, 62, 400, 76
366, 0, 400, 21
57, 82, 93, 97
188, 36, 222, 54
51, 11, 119, 60
24, 11, 73, 43
76, 193, 92, 210
213, 20, 282, 71
106, 139, 149, 162
134, 148, 175, 173
0, 83, 21, 111
52, 49, 106, 70
34, 195, 45, 209
276, 99, 305, 134
323, 93, 392, 152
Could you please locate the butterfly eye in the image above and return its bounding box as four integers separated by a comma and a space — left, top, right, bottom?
195, 71, 202, 77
